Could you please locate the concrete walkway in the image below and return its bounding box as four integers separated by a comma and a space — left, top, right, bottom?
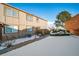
1, 36, 79, 56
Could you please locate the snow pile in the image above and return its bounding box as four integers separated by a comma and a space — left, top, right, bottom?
0, 46, 6, 50
12, 35, 40, 45
0, 35, 40, 50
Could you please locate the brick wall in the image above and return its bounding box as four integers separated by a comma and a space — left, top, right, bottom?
65, 14, 79, 35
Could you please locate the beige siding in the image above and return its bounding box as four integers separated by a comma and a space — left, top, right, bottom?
19, 11, 27, 31
5, 17, 18, 25
0, 16, 5, 24
19, 11, 27, 26
26, 15, 33, 27
38, 19, 48, 29
0, 3, 48, 31
12, 17, 19, 25
0, 4, 5, 24
19, 25, 26, 30
0, 3, 48, 40
0, 4, 4, 16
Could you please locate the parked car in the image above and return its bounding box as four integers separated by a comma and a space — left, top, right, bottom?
50, 31, 70, 36
50, 31, 58, 36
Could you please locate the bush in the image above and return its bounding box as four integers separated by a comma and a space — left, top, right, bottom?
35, 29, 49, 36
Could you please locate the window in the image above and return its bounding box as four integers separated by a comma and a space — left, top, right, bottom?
5, 8, 13, 16
5, 25, 18, 33
13, 10, 19, 17
5, 25, 12, 33
27, 28, 32, 32
26, 27, 33, 35
27, 27, 32, 32
5, 8, 19, 17
27, 15, 33, 21
12, 26, 18, 32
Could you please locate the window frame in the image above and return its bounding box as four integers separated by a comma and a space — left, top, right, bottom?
4, 25, 18, 34
5, 7, 19, 18
26, 15, 33, 21
13, 9, 19, 18
5, 7, 13, 17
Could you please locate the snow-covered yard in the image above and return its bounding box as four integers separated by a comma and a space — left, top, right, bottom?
1, 36, 79, 56
13, 35, 40, 45
0, 35, 39, 50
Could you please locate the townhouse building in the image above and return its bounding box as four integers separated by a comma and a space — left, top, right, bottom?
0, 3, 48, 41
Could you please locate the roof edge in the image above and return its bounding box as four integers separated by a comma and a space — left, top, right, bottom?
1, 3, 48, 22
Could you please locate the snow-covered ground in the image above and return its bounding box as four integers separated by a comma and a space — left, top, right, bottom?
1, 36, 79, 56
13, 35, 39, 45
0, 35, 39, 50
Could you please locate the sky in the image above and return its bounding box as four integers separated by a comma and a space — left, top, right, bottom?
8, 3, 79, 22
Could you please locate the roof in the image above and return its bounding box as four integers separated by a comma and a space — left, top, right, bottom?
71, 14, 79, 19
1, 3, 48, 22
65, 14, 79, 22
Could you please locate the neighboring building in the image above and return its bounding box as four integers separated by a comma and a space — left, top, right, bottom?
0, 3, 48, 41
65, 14, 79, 35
